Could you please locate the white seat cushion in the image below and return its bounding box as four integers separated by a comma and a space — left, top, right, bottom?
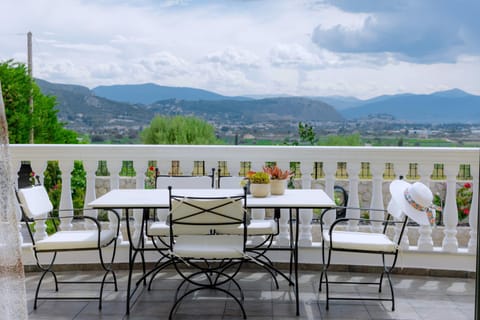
173, 235, 244, 259
35, 229, 116, 251
148, 221, 169, 236
17, 186, 53, 219
216, 219, 277, 235
323, 230, 397, 252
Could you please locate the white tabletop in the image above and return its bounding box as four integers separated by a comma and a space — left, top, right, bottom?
88, 188, 335, 209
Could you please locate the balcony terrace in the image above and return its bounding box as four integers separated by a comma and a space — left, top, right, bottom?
10, 144, 479, 318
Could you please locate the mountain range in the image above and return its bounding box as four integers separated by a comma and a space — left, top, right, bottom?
90, 83, 480, 123
36, 80, 480, 135
36, 80, 343, 134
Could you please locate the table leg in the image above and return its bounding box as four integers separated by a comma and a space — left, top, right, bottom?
294, 208, 299, 316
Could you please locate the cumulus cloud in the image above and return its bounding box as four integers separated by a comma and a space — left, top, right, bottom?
205, 48, 260, 69
1, 0, 479, 97
270, 44, 323, 68
138, 52, 190, 77
313, 0, 480, 63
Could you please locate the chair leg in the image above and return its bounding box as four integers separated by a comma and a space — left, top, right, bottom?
34, 252, 58, 309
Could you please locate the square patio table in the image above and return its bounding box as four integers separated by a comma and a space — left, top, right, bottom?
89, 188, 335, 315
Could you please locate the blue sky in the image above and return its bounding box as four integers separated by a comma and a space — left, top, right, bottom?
1, 0, 479, 99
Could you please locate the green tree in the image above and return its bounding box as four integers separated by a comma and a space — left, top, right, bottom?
298, 122, 316, 145
283, 121, 316, 146
141, 115, 220, 144
0, 60, 78, 143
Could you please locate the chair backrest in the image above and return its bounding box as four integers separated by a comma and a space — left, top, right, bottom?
168, 188, 246, 236
17, 186, 53, 219
217, 176, 245, 189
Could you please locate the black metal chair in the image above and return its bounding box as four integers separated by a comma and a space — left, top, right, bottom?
167, 186, 249, 319
216, 174, 288, 288
17, 185, 120, 310
143, 169, 216, 288
319, 206, 408, 311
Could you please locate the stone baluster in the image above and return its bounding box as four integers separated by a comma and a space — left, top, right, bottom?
322, 160, 337, 230
442, 164, 459, 252
132, 160, 147, 243
108, 160, 123, 242
369, 161, 385, 233
346, 161, 361, 231
394, 163, 410, 250
468, 164, 478, 253
276, 208, 290, 246
298, 161, 313, 247
30, 160, 48, 240
417, 163, 434, 251
158, 160, 171, 177
83, 160, 98, 230
58, 160, 74, 231
228, 160, 241, 178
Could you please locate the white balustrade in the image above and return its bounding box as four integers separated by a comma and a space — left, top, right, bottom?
468, 165, 478, 253
10, 144, 478, 271
58, 160, 74, 231
369, 161, 385, 233
417, 163, 434, 251
346, 161, 361, 231
443, 163, 460, 252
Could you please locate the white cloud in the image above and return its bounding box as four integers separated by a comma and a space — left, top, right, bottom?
205, 48, 260, 69
0, 0, 479, 98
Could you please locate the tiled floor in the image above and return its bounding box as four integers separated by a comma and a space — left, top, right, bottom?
25, 267, 475, 320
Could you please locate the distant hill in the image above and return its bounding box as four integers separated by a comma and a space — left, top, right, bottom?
147, 97, 344, 123
36, 79, 343, 134
340, 89, 480, 123
36, 79, 153, 131
308, 96, 364, 110
92, 83, 251, 104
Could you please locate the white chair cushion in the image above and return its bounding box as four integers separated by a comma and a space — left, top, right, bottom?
323, 230, 397, 252
35, 229, 116, 251
148, 221, 169, 236
17, 186, 53, 219
216, 219, 277, 235
173, 235, 244, 259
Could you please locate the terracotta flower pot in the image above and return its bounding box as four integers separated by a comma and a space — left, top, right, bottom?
270, 179, 287, 195
250, 183, 270, 197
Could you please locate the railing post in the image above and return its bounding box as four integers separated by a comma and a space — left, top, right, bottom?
417, 163, 434, 251
58, 160, 74, 231
442, 163, 459, 252
322, 160, 337, 229
346, 161, 361, 231
469, 163, 478, 253
108, 160, 123, 242
30, 160, 48, 240
369, 161, 385, 233
83, 160, 98, 229
395, 163, 410, 250
298, 161, 313, 246
132, 160, 147, 242
276, 208, 290, 246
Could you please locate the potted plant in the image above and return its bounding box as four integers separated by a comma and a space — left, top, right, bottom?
263, 165, 292, 195
247, 171, 271, 197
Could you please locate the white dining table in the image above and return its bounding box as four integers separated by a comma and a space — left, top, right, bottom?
88, 188, 336, 315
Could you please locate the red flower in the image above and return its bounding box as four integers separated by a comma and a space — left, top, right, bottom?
464, 182, 472, 189
463, 208, 470, 215
149, 166, 155, 171
30, 171, 35, 177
